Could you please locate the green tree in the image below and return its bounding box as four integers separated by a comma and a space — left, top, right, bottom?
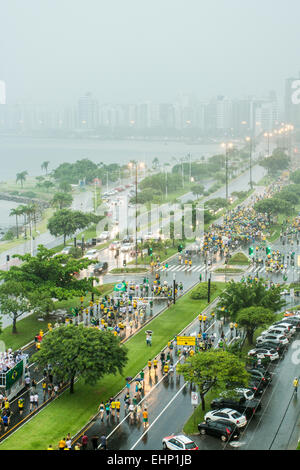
0, 281, 30, 334
236, 306, 276, 345
51, 192, 73, 210
41, 161, 50, 175
9, 206, 23, 239
205, 197, 228, 212
177, 350, 249, 410
32, 324, 128, 393
191, 184, 205, 198
16, 171, 28, 188
47, 209, 100, 245
0, 245, 97, 303
217, 279, 285, 322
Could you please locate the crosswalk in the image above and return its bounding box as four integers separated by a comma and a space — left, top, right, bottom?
156, 264, 208, 273
246, 265, 295, 277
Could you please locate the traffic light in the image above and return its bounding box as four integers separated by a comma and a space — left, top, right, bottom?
178, 244, 183, 253
148, 247, 153, 256
123, 259, 127, 267
249, 246, 254, 256
266, 246, 271, 255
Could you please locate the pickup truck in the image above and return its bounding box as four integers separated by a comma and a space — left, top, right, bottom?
210, 396, 261, 419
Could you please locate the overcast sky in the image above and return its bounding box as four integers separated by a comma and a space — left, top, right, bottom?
1, 0, 299, 106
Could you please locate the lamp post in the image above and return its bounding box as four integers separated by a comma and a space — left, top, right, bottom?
245, 136, 253, 190
221, 142, 233, 202
264, 132, 272, 157
128, 161, 144, 266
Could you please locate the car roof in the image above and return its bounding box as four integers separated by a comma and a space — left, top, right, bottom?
170, 435, 193, 444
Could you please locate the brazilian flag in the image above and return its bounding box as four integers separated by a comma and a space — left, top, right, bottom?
6, 360, 24, 390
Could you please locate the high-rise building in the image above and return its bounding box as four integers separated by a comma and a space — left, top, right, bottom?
78, 92, 99, 129
285, 75, 300, 128
0, 80, 6, 105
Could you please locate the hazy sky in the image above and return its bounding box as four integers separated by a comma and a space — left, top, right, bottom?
1, 0, 300, 105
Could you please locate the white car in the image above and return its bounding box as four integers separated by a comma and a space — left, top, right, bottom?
99, 231, 110, 241
162, 434, 198, 451
61, 246, 72, 255
223, 388, 255, 401
248, 348, 279, 361
121, 243, 134, 252
84, 249, 99, 260
270, 323, 296, 335
204, 408, 247, 428
256, 334, 288, 345
267, 326, 292, 338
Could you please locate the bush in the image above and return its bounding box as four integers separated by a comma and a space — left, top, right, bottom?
2, 229, 14, 241
22, 191, 37, 198
190, 282, 217, 300
69, 246, 82, 259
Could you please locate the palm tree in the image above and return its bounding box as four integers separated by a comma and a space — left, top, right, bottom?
41, 161, 50, 175
16, 171, 28, 188
9, 206, 23, 239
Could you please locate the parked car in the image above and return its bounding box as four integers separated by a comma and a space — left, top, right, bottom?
247, 368, 272, 386
270, 322, 296, 335
204, 408, 247, 428
162, 434, 198, 450
61, 245, 72, 255
93, 262, 108, 274
255, 340, 286, 355
256, 333, 289, 345
275, 318, 300, 331
268, 325, 294, 338
99, 231, 110, 241
84, 249, 99, 260
210, 396, 261, 419
198, 419, 240, 442
248, 348, 279, 362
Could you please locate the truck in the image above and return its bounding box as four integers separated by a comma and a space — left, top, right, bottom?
0, 354, 29, 401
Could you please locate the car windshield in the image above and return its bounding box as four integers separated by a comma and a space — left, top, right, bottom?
185, 442, 196, 449
232, 412, 241, 419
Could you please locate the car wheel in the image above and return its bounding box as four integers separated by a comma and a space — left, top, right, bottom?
200, 429, 206, 435
221, 435, 228, 442
162, 443, 167, 450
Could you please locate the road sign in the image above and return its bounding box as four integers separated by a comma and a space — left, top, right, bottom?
191, 391, 199, 406
177, 336, 196, 346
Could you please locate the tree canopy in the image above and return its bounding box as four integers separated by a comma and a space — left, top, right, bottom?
47, 209, 101, 245
236, 306, 276, 345
177, 350, 249, 410
216, 279, 285, 321
32, 324, 128, 393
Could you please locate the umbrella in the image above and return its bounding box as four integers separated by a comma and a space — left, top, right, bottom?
146, 330, 153, 335
135, 377, 143, 382
126, 376, 133, 382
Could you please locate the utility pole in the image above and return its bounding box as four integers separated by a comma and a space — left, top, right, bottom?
135, 163, 138, 266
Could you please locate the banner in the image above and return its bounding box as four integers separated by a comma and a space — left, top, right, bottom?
6, 360, 24, 390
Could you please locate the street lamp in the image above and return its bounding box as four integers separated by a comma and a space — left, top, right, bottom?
221, 142, 233, 201
264, 132, 273, 157
245, 136, 253, 190
128, 161, 144, 266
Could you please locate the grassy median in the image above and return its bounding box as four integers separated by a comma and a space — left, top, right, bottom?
0, 282, 225, 450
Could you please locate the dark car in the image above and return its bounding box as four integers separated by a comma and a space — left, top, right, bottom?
226, 380, 264, 397
93, 262, 108, 274
210, 396, 261, 419
247, 368, 272, 386
198, 419, 240, 442
255, 340, 286, 355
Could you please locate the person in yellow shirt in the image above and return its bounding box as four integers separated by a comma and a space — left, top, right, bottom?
115, 400, 121, 420
58, 438, 66, 450
142, 409, 149, 429
148, 360, 152, 372
110, 400, 116, 417
163, 363, 169, 375
189, 349, 195, 356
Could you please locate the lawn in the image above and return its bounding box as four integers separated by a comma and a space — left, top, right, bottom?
0, 284, 114, 351
228, 252, 250, 265
0, 281, 225, 450
110, 267, 148, 274
183, 388, 220, 435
